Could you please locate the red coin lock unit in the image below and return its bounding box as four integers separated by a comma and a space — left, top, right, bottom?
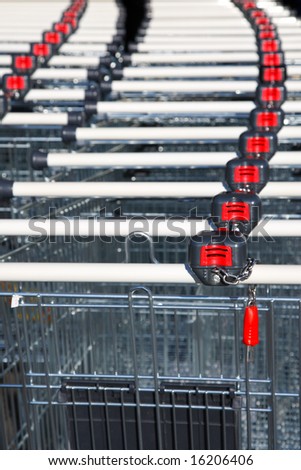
259, 66, 286, 84
2, 74, 30, 98
188, 230, 248, 286
12, 55, 36, 74
250, 108, 284, 132
258, 39, 281, 53
43, 31, 64, 48
255, 84, 287, 109
211, 191, 262, 235
62, 15, 78, 31
260, 52, 285, 67
257, 30, 277, 40
54, 22, 72, 36
238, 130, 278, 160
30, 43, 53, 61
249, 9, 266, 19
225, 156, 269, 193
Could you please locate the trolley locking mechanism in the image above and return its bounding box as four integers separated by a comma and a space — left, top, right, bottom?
2, 74, 31, 100
12, 55, 37, 75
188, 229, 255, 286
225, 156, 269, 193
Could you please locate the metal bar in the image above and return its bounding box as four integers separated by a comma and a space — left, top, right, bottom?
0, 218, 301, 238
24, 89, 86, 103
43, 151, 301, 169
120, 64, 299, 78
107, 80, 301, 93
73, 125, 301, 142
0, 263, 300, 284
9, 181, 301, 199
1, 113, 69, 126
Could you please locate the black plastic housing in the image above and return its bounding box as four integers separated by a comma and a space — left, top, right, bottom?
85, 88, 100, 102
259, 52, 285, 68
30, 42, 53, 66
225, 156, 269, 193
211, 191, 262, 235
31, 151, 48, 170
0, 180, 13, 199
62, 126, 77, 143
238, 130, 278, 160
84, 101, 97, 116
2, 74, 31, 99
259, 66, 287, 84
250, 107, 284, 132
255, 84, 287, 109
188, 230, 248, 286
68, 111, 85, 127
12, 54, 37, 74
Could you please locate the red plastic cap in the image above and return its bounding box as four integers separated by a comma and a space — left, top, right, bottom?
63, 17, 78, 29
262, 53, 283, 67
44, 32, 62, 45
200, 245, 233, 267
254, 17, 271, 25
243, 305, 259, 346
250, 10, 266, 18
5, 75, 27, 90
258, 24, 275, 31
32, 43, 51, 56
242, 2, 257, 9
14, 55, 34, 70
262, 67, 285, 82
234, 166, 260, 184
246, 136, 270, 153
221, 202, 250, 222
258, 31, 276, 40
256, 111, 279, 128
260, 40, 280, 53
54, 22, 71, 34
261, 87, 282, 102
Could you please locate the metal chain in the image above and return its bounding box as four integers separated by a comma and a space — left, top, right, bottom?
212, 258, 257, 286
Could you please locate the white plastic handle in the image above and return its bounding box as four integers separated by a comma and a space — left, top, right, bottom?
0, 218, 300, 238
130, 52, 259, 64
136, 43, 257, 52
60, 43, 108, 53
110, 80, 257, 93
1, 113, 69, 126
75, 125, 301, 142
11, 181, 301, 199
0, 44, 30, 53
32, 68, 88, 81
143, 25, 301, 36
45, 151, 301, 169
91, 101, 301, 115
141, 36, 255, 44
48, 56, 100, 67
0, 56, 12, 66
75, 126, 247, 142
24, 89, 86, 102
0, 263, 299, 285
69, 34, 116, 43
110, 79, 301, 94
121, 65, 301, 79
96, 101, 254, 115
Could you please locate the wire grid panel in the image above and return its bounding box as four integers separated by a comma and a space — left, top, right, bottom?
0, 290, 300, 450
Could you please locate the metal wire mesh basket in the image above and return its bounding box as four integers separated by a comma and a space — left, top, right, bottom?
1, 288, 300, 450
